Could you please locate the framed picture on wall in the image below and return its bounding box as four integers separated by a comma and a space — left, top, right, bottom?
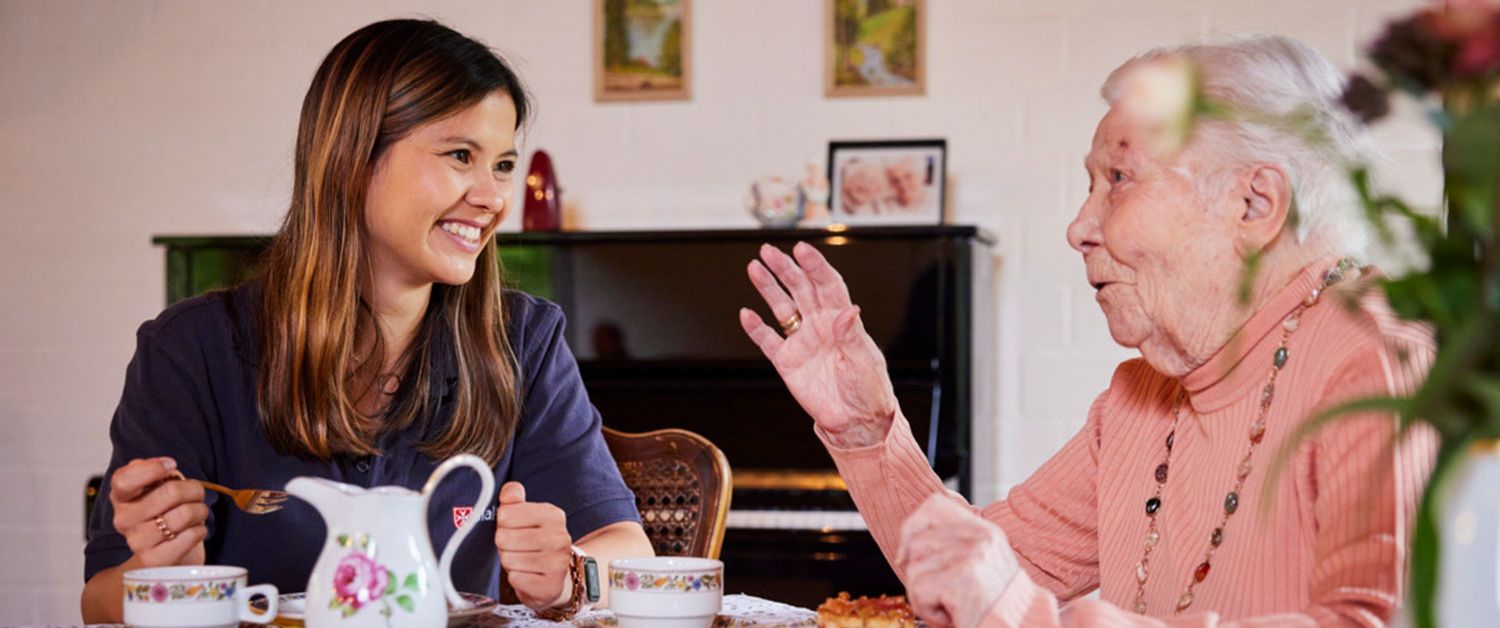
594, 0, 691, 102
827, 139, 946, 224
825, 0, 925, 98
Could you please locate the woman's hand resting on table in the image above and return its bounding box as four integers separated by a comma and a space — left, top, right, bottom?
738, 243, 901, 449
897, 494, 1020, 628
494, 481, 575, 611
109, 457, 209, 567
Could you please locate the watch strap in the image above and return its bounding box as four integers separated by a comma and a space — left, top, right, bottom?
534, 546, 596, 620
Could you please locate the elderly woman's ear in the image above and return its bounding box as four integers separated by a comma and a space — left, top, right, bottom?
1236, 164, 1293, 255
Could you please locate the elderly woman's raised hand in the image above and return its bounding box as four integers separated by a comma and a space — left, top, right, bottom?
739, 243, 900, 448
897, 494, 1019, 627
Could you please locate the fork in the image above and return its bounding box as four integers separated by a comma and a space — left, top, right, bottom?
196, 480, 290, 514
170, 471, 290, 514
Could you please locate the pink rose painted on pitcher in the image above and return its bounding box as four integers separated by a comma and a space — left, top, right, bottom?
324, 535, 422, 624
333, 551, 388, 609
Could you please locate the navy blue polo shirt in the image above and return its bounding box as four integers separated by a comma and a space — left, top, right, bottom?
84, 281, 640, 597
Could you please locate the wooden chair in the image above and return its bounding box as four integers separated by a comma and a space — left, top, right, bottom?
500, 427, 732, 603
603, 427, 732, 559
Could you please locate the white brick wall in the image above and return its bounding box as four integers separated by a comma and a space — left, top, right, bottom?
0, 0, 1437, 623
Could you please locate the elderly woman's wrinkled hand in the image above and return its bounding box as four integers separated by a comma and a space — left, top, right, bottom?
739, 242, 901, 449
896, 494, 1019, 628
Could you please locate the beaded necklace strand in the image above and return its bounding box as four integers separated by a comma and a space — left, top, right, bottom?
1131, 258, 1358, 615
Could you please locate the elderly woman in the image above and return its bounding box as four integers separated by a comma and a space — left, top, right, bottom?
739, 36, 1435, 627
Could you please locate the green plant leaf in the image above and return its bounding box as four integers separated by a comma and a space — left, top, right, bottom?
1404, 315, 1496, 437
1237, 250, 1262, 306
403, 573, 419, 591
1412, 274, 1456, 329
385, 569, 397, 595
337, 534, 351, 548
1348, 166, 1444, 253
1466, 375, 1500, 409
1410, 434, 1474, 628
1382, 276, 1429, 321
1264, 395, 1411, 506
396, 594, 414, 613
1443, 108, 1500, 238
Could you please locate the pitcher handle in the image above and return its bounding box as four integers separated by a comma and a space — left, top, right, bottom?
423, 453, 495, 610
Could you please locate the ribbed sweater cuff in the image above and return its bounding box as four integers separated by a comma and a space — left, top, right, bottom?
981, 568, 1059, 628
817, 411, 945, 500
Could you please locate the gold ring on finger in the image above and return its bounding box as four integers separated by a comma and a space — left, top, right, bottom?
154, 515, 177, 541
780, 312, 802, 336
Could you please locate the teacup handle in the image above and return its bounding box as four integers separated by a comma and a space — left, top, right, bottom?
423, 453, 495, 610
238, 584, 279, 625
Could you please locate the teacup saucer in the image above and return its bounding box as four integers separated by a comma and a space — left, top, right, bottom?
259, 591, 498, 627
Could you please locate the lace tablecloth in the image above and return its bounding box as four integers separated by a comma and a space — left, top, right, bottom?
33, 594, 816, 628
475, 594, 816, 627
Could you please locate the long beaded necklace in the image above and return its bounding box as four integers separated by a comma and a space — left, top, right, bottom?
1131, 258, 1358, 615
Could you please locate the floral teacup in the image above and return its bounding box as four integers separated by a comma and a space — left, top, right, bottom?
123, 565, 278, 628
609, 557, 723, 628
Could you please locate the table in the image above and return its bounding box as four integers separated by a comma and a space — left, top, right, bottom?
27, 594, 817, 628
476, 594, 815, 627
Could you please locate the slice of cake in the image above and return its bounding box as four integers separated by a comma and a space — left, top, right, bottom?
816, 592, 918, 628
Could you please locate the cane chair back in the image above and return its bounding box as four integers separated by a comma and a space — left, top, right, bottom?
603, 427, 732, 559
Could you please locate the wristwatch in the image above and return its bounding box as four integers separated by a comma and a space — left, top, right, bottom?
535, 546, 600, 621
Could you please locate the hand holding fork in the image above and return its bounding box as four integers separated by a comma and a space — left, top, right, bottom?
169, 470, 289, 514
106, 458, 289, 576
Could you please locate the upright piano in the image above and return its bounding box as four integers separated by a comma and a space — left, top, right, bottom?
154, 225, 996, 607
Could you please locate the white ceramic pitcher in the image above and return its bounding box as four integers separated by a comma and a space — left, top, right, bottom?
286, 454, 494, 628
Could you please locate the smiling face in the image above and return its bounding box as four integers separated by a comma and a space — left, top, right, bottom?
1067, 106, 1250, 375
362, 91, 518, 291
887, 157, 927, 208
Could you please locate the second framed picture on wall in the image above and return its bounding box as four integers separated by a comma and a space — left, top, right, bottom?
595, 0, 691, 102
825, 0, 925, 98
827, 139, 946, 225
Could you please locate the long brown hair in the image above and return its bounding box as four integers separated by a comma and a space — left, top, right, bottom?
257, 19, 531, 465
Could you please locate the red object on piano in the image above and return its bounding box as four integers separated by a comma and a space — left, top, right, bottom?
523, 149, 561, 231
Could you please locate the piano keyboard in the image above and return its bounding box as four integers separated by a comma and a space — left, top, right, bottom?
726, 509, 869, 531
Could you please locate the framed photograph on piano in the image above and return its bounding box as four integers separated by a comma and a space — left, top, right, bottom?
827, 139, 946, 225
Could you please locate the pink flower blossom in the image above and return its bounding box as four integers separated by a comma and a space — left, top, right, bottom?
332, 552, 388, 609
150, 583, 168, 603
1456, 32, 1500, 77
625, 572, 640, 591
1429, 5, 1500, 78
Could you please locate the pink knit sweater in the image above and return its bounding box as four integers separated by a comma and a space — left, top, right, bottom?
822, 261, 1437, 626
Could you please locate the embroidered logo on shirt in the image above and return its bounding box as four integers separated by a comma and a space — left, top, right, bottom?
453, 506, 496, 528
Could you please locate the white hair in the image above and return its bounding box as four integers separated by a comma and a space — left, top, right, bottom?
1101, 35, 1377, 261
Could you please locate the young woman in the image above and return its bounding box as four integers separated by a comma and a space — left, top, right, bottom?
81, 19, 652, 623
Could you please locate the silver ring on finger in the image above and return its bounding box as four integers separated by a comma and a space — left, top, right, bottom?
154, 515, 177, 541
780, 312, 802, 336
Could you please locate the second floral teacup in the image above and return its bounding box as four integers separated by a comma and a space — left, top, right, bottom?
609, 557, 724, 628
